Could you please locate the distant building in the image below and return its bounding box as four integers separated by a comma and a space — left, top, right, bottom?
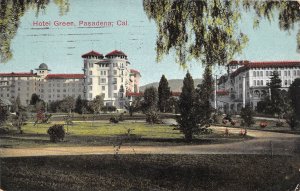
0, 50, 141, 109
217, 60, 300, 113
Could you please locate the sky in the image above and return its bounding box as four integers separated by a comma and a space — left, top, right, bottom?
0, 0, 299, 85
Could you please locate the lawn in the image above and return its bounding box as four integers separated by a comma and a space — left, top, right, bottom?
0, 121, 249, 148
1, 154, 300, 191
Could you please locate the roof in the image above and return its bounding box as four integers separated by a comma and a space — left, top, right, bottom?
0, 72, 37, 77
228, 60, 249, 66
45, 74, 85, 79
230, 60, 300, 78
37, 63, 49, 70
216, 90, 229, 96
126, 92, 143, 97
81, 50, 103, 58
130, 69, 140, 75
106, 50, 127, 57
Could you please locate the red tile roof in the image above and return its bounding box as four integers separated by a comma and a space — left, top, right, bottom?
126, 92, 143, 97
106, 50, 127, 57
81, 50, 103, 58
0, 72, 37, 77
45, 74, 85, 79
130, 69, 140, 75
216, 90, 229, 95
230, 60, 300, 78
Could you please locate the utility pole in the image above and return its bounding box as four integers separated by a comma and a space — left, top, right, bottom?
242, 75, 246, 108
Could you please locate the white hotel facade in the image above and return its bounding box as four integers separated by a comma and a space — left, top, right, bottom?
217, 60, 300, 113
0, 50, 141, 109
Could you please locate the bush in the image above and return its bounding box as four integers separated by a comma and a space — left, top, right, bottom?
275, 121, 284, 127
0, 127, 9, 134
102, 106, 117, 113
146, 111, 161, 124
47, 125, 65, 143
109, 116, 119, 124
118, 113, 125, 122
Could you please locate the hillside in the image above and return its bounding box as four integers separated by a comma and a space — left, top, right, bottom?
140, 79, 202, 92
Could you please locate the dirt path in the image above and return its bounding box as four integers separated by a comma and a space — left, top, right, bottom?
1, 127, 300, 157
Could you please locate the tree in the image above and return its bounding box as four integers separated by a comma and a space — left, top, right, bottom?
267, 71, 285, 118
12, 106, 28, 133
124, 97, 142, 117
194, 65, 215, 129
0, 100, 9, 126
143, 1, 299, 68
60, 96, 75, 114
288, 78, 300, 129
75, 95, 84, 114
30, 93, 41, 106
240, 104, 255, 127
89, 95, 104, 115
158, 75, 171, 112
142, 86, 158, 112
177, 72, 198, 142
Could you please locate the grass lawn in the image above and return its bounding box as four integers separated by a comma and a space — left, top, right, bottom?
2, 154, 300, 191
0, 122, 249, 148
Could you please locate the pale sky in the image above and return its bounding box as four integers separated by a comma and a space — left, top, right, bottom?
0, 0, 299, 85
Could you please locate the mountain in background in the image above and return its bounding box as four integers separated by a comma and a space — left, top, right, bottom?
140, 79, 202, 92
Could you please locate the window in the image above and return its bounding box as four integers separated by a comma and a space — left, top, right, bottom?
114, 93, 118, 98
89, 63, 93, 68
102, 86, 105, 91
288, 71, 291, 76
261, 80, 263, 86
284, 71, 287, 76
114, 70, 117, 75
257, 80, 260, 86
89, 71, 93, 75
89, 86, 93, 91
89, 93, 92, 98
260, 71, 263, 76
101, 93, 105, 98
114, 85, 117, 90
101, 78, 106, 83
285, 80, 288, 86
266, 71, 268, 76
113, 78, 117, 84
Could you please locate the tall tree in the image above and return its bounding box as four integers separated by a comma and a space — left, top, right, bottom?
288, 78, 300, 128
240, 104, 255, 127
125, 97, 142, 117
177, 72, 198, 142
267, 71, 285, 118
143, 86, 158, 112
30, 93, 40, 106
75, 95, 83, 114
158, 75, 171, 112
0, 100, 9, 125
194, 65, 215, 128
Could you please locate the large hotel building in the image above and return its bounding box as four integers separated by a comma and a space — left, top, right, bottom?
0, 50, 141, 109
217, 60, 300, 113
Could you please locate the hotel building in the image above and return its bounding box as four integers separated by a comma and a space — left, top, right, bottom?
217, 60, 300, 113
0, 50, 141, 109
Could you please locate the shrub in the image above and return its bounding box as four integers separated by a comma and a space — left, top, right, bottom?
47, 124, 65, 142
0, 127, 9, 135
110, 116, 119, 123
222, 119, 228, 125
146, 111, 161, 124
275, 121, 284, 127
231, 120, 236, 126
118, 113, 125, 122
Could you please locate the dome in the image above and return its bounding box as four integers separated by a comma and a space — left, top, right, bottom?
38, 63, 48, 70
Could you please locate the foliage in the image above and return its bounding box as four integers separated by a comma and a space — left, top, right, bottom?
60, 96, 76, 113
124, 97, 142, 116
47, 124, 65, 143
165, 97, 179, 113
177, 72, 198, 142
109, 116, 119, 124
30, 93, 41, 106
75, 95, 84, 114
102, 106, 117, 113
10, 95, 21, 113
158, 75, 171, 112
12, 108, 28, 133
240, 104, 255, 127
143, 0, 299, 67
0, 0, 70, 63
142, 86, 158, 113
287, 78, 300, 129
89, 95, 104, 114
145, 111, 161, 124
0, 102, 9, 125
